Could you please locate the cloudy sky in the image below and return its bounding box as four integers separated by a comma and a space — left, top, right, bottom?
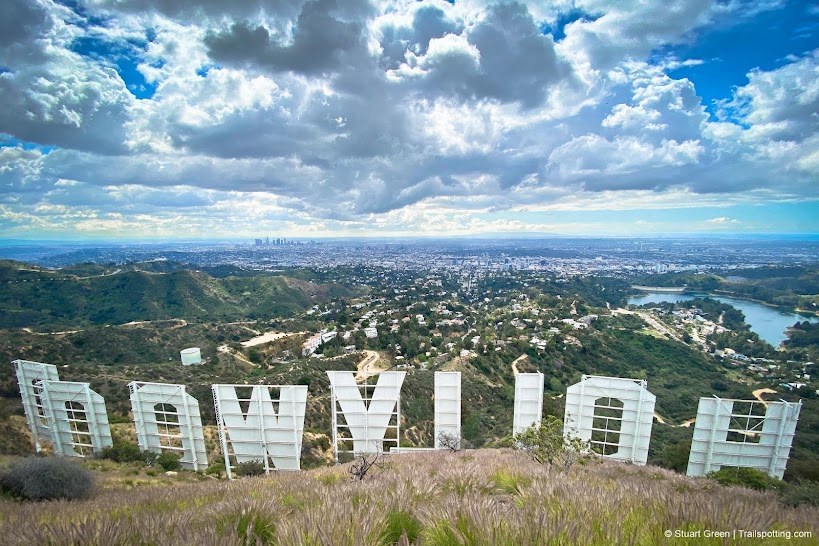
0, 0, 817, 239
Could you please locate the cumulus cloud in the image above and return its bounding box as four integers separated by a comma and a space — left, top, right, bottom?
204, 0, 374, 75
0, 0, 816, 237
389, 2, 571, 108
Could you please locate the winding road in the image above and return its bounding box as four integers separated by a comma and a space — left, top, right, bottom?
355, 350, 383, 381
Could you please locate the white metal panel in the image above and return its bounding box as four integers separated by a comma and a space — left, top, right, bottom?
39, 380, 112, 457
434, 371, 461, 449
686, 397, 801, 479
13, 359, 59, 451
564, 375, 656, 465
212, 385, 308, 479
327, 371, 406, 458
513, 372, 544, 435
128, 382, 208, 471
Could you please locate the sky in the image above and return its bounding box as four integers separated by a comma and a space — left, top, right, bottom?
0, 0, 817, 240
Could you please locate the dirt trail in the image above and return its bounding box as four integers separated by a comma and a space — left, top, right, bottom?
653, 413, 697, 428
355, 350, 383, 381
241, 330, 304, 348
511, 354, 528, 375
752, 388, 777, 407
121, 319, 188, 329
217, 344, 256, 366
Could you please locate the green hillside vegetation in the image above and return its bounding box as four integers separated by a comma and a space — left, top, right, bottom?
0, 260, 355, 329
785, 322, 819, 362
0, 309, 786, 474
1, 260, 817, 481
0, 450, 816, 545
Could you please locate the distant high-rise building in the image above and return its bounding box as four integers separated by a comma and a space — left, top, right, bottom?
254, 239, 263, 246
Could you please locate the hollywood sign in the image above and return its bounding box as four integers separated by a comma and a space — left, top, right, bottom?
13, 360, 802, 479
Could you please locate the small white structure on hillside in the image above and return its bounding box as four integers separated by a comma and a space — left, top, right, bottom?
180, 347, 201, 365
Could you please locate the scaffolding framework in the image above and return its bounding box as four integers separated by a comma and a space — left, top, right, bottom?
212, 384, 307, 479
328, 371, 405, 461
434, 371, 462, 449
129, 382, 208, 471
513, 373, 544, 435
564, 375, 656, 465
39, 380, 112, 457
13, 359, 60, 452
686, 397, 801, 479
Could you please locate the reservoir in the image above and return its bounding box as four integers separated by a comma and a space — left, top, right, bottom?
627, 293, 819, 347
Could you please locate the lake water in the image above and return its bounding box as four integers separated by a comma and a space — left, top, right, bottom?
627, 293, 819, 347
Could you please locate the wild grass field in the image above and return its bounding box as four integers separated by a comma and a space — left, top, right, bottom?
1, 450, 817, 545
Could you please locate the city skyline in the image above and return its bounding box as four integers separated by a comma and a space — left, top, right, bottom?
1, 0, 818, 240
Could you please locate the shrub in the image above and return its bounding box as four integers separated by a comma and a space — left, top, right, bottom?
513, 415, 591, 470
779, 480, 819, 507
157, 452, 182, 472
99, 442, 158, 466
234, 459, 266, 477
707, 467, 784, 491
206, 461, 226, 479
0, 456, 94, 501
100, 442, 142, 463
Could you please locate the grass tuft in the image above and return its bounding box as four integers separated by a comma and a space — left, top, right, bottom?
377, 509, 421, 545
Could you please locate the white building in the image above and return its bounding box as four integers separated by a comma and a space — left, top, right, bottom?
302, 333, 322, 356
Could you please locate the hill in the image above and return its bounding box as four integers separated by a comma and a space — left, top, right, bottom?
634, 267, 819, 314
0, 260, 355, 329
0, 449, 816, 545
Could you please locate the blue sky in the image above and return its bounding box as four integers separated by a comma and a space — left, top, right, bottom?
0, 0, 817, 240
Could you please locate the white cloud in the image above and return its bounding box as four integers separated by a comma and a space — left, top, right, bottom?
0, 0, 816, 237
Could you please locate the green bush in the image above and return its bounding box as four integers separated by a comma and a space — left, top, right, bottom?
206, 461, 226, 478
0, 456, 94, 501
234, 459, 266, 477
707, 467, 784, 491
513, 415, 591, 470
157, 452, 182, 471
779, 480, 819, 507
99, 442, 158, 465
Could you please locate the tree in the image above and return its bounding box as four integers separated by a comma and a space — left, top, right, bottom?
513, 415, 591, 471
437, 431, 461, 452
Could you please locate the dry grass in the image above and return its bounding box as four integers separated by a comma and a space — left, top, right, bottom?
0, 449, 817, 545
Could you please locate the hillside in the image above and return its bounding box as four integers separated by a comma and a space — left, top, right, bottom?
1, 310, 804, 475
0, 260, 355, 329
634, 267, 819, 314
0, 450, 816, 545
0, 258, 816, 480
